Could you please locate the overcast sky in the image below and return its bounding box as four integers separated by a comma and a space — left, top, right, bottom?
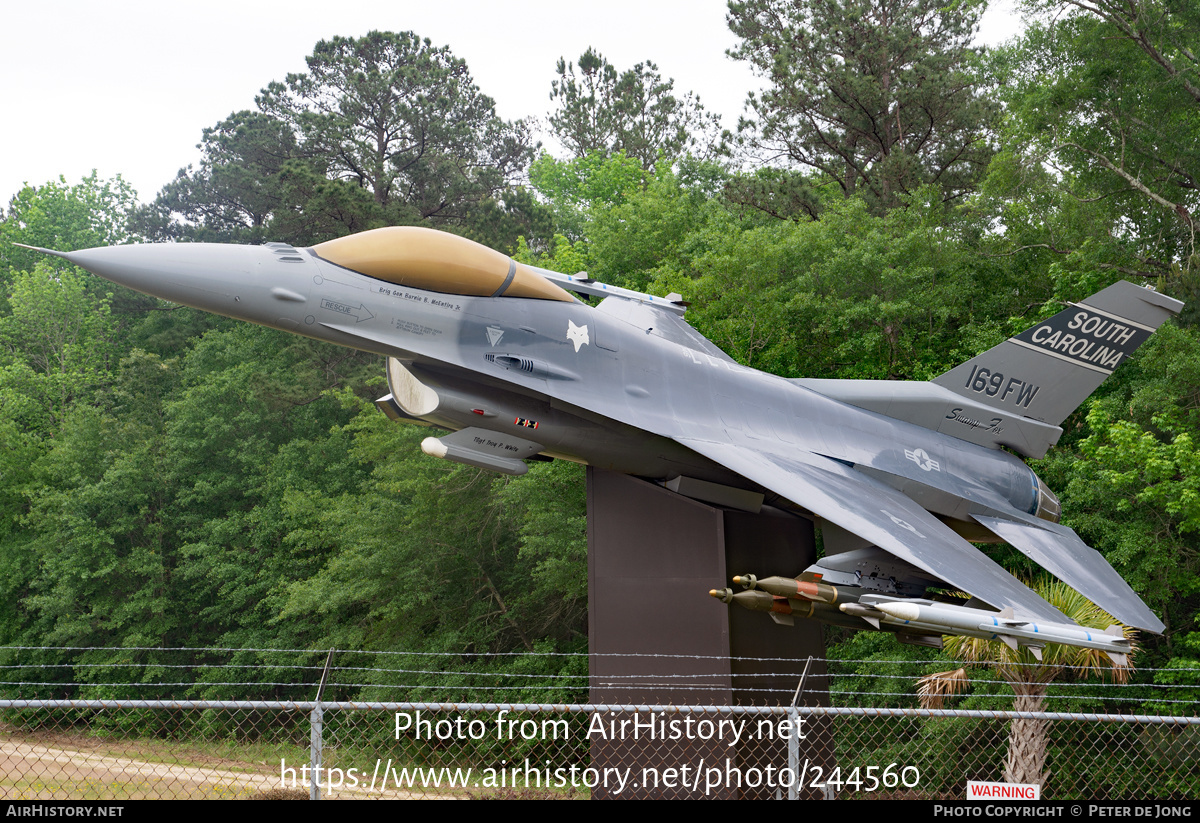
0, 0, 1024, 208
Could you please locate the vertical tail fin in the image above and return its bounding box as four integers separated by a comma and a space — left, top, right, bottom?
933, 281, 1183, 426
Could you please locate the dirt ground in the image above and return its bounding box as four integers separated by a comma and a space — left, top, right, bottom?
0, 732, 430, 800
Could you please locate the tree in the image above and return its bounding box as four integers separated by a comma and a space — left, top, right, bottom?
528, 150, 648, 243
727, 0, 996, 212
145, 33, 546, 250
137, 112, 392, 247
0, 264, 117, 433
549, 49, 622, 162
918, 580, 1136, 786
258, 31, 536, 228
549, 48, 721, 170
134, 111, 303, 244
997, 1, 1200, 284
644, 189, 1036, 379
1, 173, 138, 285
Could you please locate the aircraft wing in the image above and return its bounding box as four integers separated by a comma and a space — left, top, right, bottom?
676, 437, 1072, 624
972, 514, 1164, 632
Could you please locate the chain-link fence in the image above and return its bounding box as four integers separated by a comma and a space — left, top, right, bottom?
2, 700, 1198, 800
1, 648, 1197, 800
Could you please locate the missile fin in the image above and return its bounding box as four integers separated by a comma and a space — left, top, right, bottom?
999, 634, 1020, 651
1028, 645, 1044, 662
995, 607, 1032, 628
769, 612, 795, 627
709, 588, 734, 604
997, 618, 1031, 628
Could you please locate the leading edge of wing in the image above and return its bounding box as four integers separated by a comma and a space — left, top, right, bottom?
675, 437, 1070, 624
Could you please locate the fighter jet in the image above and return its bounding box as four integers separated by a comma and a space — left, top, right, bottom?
17, 227, 1181, 652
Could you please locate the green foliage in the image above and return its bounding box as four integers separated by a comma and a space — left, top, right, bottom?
278, 403, 588, 665
529, 150, 647, 243
826, 630, 948, 708
652, 191, 1037, 378
512, 234, 589, 276
498, 460, 588, 612
727, 0, 997, 212
142, 32, 547, 252
1059, 408, 1200, 639
721, 167, 830, 221
0, 263, 117, 433
586, 161, 734, 288
996, 1, 1200, 291
549, 48, 721, 170
1, 173, 138, 282
1148, 632, 1200, 712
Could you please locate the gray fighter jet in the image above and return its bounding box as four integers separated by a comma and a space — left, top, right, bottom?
19, 227, 1182, 652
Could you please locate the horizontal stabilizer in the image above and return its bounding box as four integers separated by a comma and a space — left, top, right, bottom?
971, 514, 1163, 633
793, 378, 1064, 458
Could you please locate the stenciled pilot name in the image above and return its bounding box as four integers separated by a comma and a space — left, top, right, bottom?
373, 283, 462, 312
474, 434, 520, 453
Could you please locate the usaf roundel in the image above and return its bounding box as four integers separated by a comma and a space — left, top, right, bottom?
904, 448, 940, 472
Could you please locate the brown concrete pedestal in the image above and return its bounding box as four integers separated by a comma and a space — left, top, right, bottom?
587, 468, 830, 799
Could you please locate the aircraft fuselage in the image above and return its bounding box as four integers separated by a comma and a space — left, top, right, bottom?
67, 240, 1043, 526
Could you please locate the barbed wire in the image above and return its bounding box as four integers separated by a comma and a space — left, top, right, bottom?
4, 645, 1197, 672
0, 646, 1196, 715
3, 663, 1198, 692
4, 680, 1198, 706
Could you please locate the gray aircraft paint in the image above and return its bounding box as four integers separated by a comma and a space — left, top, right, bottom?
20, 231, 1181, 635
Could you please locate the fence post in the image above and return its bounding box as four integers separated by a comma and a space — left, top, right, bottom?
310, 649, 335, 800
310, 703, 323, 800
788, 656, 813, 801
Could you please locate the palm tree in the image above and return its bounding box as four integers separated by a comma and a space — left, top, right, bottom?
917, 579, 1137, 786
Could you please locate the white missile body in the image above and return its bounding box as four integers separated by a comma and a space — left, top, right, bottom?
873, 601, 1132, 664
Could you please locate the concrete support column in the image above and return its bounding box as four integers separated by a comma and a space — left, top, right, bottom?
587, 468, 829, 799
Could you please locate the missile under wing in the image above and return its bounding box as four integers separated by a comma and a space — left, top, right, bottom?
18, 227, 1182, 638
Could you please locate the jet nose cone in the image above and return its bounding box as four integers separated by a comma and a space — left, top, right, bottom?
64, 243, 266, 310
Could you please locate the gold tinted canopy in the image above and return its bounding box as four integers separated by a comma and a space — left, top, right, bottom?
312, 227, 574, 303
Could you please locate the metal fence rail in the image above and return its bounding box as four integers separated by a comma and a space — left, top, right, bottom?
2, 699, 1197, 800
